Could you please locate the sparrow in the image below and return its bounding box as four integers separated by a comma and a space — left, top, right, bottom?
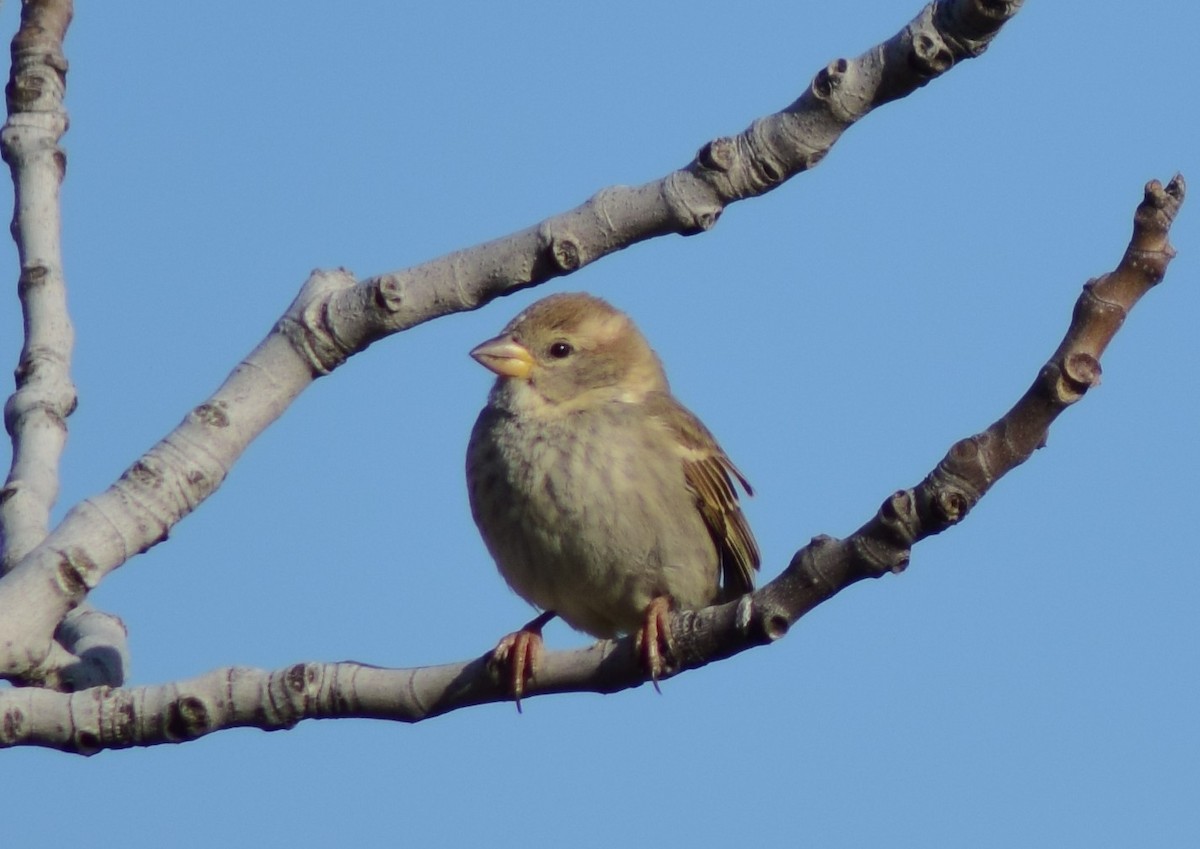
465, 292, 759, 708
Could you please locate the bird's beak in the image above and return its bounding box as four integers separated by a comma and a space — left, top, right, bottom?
470, 335, 535, 379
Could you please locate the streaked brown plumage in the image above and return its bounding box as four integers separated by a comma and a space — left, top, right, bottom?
466, 292, 759, 705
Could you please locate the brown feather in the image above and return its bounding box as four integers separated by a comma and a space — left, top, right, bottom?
646, 393, 761, 598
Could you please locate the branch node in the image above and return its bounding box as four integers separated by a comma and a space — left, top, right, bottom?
663, 171, 723, 234
548, 233, 582, 271
697, 137, 735, 173
189, 401, 230, 429
923, 439, 984, 526
76, 730, 100, 755
811, 58, 848, 102
127, 458, 165, 489
787, 534, 845, 590
15, 263, 47, 295
763, 610, 790, 641
165, 694, 212, 741
736, 125, 792, 195
910, 29, 955, 76
950, 432, 986, 467
871, 489, 919, 571
734, 593, 754, 632
285, 662, 319, 696
1124, 247, 1173, 286
3, 703, 27, 740
375, 275, 404, 312
55, 546, 94, 595
734, 592, 790, 643
854, 492, 917, 577
279, 268, 357, 375
1062, 352, 1102, 395
933, 485, 971, 524
932, 0, 1016, 57
851, 533, 911, 578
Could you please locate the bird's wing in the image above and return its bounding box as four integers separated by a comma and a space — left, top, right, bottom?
647, 393, 761, 598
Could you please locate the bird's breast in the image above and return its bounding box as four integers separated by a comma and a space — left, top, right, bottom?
467, 401, 719, 637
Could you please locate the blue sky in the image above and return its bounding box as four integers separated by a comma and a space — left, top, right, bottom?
3, 2, 1197, 846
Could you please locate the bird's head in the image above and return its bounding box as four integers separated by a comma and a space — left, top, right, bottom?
470, 292, 668, 407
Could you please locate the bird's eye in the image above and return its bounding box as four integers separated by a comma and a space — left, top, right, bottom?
548, 341, 573, 359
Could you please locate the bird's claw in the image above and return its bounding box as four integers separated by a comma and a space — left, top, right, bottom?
489, 610, 555, 712
634, 596, 677, 692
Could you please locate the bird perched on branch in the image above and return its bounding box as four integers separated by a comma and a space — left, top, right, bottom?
466, 292, 760, 708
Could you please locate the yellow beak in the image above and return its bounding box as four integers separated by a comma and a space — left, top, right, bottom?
470, 335, 535, 379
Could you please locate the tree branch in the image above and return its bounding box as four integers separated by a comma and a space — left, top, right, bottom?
328, 0, 1028, 345
0, 0, 127, 689
0, 0, 74, 572
0, 0, 1026, 686
1, 175, 1182, 751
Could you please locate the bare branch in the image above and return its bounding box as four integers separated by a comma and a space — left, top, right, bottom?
0, 0, 74, 571
0, 0, 1026, 685
0, 0, 129, 689
335, 0, 1027, 345
0, 269, 345, 684
2, 175, 1182, 750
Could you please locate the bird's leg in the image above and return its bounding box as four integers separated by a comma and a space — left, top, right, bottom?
490, 610, 556, 712
634, 595, 677, 693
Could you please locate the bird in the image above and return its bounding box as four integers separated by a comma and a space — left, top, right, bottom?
465, 292, 759, 708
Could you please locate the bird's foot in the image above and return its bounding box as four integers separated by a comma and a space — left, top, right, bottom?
489, 610, 555, 712
634, 595, 677, 693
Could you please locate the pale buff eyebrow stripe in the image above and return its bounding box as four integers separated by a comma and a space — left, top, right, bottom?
582, 312, 630, 346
